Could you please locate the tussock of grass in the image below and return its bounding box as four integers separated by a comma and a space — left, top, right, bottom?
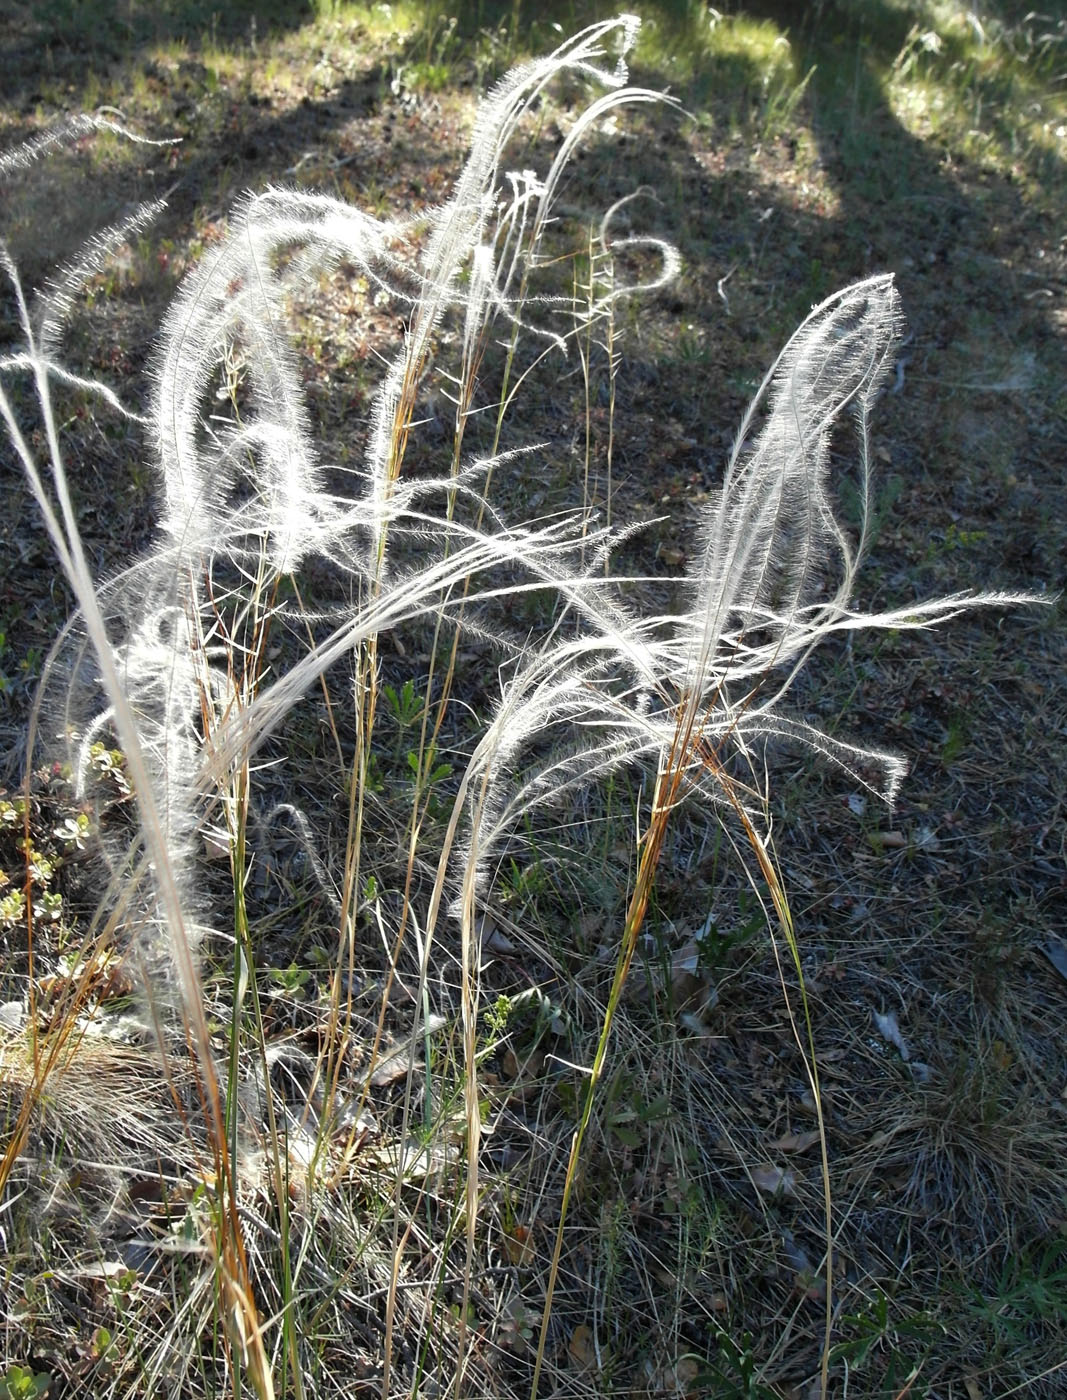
1, 8, 1063, 1400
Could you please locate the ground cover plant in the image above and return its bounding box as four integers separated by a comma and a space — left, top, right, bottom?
1, 3, 1065, 1398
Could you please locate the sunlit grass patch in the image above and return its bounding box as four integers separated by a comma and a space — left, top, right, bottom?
884, 7, 1066, 189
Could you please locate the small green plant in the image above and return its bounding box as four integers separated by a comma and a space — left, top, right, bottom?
694, 889, 766, 973
383, 676, 425, 729
760, 56, 815, 144
266, 962, 310, 998
697, 1323, 779, 1400
604, 1071, 671, 1150
405, 744, 451, 792
0, 1365, 52, 1400
52, 812, 89, 851
839, 470, 904, 552
0, 885, 26, 929
831, 1291, 944, 1399
0, 634, 43, 697
964, 1238, 1067, 1350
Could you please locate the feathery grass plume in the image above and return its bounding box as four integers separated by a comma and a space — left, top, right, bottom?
150, 9, 674, 792
1, 13, 1052, 1397
461, 276, 1043, 893
0, 113, 176, 182
0, 20, 675, 1396
453, 278, 1046, 953
451, 273, 1046, 1396
1, 120, 276, 1399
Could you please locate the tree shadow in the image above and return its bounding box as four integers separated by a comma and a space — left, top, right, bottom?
1, 0, 1062, 607
726, 0, 1062, 526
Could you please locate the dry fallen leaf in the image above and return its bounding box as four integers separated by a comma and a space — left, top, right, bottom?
1041, 938, 1067, 984
365, 1134, 459, 1183
771, 1129, 821, 1154
657, 543, 686, 566
868, 829, 906, 849
750, 1164, 798, 1198
873, 1009, 910, 1061
568, 1323, 596, 1372
202, 829, 231, 861
79, 1259, 133, 1280
477, 916, 516, 961
0, 1000, 24, 1031
502, 1224, 536, 1268
369, 1013, 447, 1086
670, 937, 718, 1010
650, 1354, 702, 1396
